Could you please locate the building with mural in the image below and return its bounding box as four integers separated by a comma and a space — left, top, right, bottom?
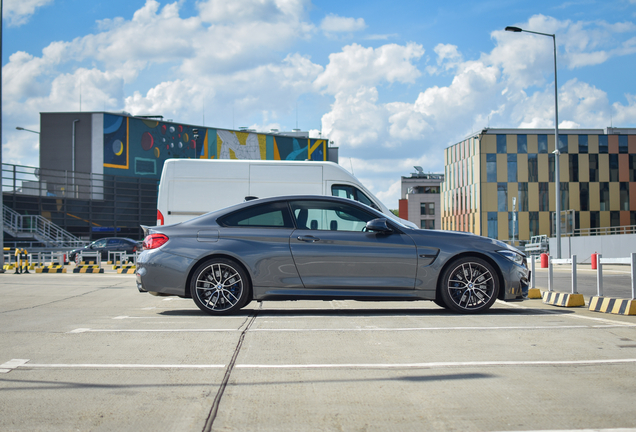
40, 112, 334, 181
0, 111, 336, 242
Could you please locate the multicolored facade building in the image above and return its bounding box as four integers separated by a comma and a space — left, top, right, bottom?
18, 112, 335, 240
40, 112, 333, 181
441, 128, 636, 243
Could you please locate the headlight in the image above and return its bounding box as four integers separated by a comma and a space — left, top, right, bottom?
497, 250, 525, 266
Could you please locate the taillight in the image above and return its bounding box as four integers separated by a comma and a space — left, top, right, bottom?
157, 210, 164, 226
142, 233, 169, 250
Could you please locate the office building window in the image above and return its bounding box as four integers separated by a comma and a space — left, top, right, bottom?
580, 182, 589, 211
569, 154, 579, 182
498, 183, 507, 212
578, 135, 588, 154
590, 211, 600, 233
517, 135, 527, 153
609, 154, 619, 182
589, 154, 599, 182
528, 154, 538, 182
539, 182, 549, 211
487, 212, 498, 239
538, 135, 548, 153
507, 154, 517, 182
619, 135, 628, 154
630, 155, 636, 182
529, 212, 539, 237
560, 182, 569, 210
610, 211, 620, 227
598, 135, 608, 153
600, 182, 610, 211
420, 202, 435, 215
497, 135, 507, 153
548, 153, 555, 182
620, 183, 629, 211
421, 219, 435, 229
487, 154, 497, 182
518, 182, 528, 211
558, 135, 568, 153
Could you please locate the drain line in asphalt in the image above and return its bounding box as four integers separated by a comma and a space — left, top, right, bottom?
202, 309, 259, 432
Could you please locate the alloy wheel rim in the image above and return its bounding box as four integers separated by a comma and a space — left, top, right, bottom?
447, 262, 495, 310
195, 263, 243, 311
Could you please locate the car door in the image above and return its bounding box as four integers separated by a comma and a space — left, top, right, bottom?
104, 239, 123, 259
288, 199, 417, 289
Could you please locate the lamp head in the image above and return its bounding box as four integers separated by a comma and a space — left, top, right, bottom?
505, 26, 523, 32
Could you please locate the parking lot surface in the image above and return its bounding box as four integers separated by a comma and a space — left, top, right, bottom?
1, 271, 636, 431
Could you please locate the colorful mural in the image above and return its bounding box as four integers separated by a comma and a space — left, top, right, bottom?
103, 114, 328, 179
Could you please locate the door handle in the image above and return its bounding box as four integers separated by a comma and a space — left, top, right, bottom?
297, 235, 320, 243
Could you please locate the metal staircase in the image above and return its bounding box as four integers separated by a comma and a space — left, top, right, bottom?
3, 206, 86, 248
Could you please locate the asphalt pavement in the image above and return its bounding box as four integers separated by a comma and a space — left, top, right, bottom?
1, 271, 636, 432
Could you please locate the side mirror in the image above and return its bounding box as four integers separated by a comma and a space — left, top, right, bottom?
365, 218, 393, 234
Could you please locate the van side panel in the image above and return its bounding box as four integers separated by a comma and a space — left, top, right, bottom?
165, 161, 250, 223
249, 165, 323, 198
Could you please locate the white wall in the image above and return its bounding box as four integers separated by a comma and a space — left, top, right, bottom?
549, 234, 636, 263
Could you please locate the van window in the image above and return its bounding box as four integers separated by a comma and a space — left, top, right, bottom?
331, 185, 378, 210
219, 202, 294, 228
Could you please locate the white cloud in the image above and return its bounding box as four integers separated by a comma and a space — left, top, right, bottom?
3, 4, 636, 209
315, 43, 424, 95
320, 14, 366, 34
3, 0, 53, 26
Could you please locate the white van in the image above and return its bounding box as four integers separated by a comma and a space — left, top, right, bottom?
156, 159, 415, 228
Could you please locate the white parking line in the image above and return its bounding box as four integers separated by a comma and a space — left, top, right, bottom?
235, 358, 636, 369
0, 359, 29, 373
67, 324, 628, 334
68, 328, 240, 333
504, 301, 636, 327
8, 358, 636, 372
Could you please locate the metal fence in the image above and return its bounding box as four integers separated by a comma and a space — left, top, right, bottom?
2, 163, 158, 243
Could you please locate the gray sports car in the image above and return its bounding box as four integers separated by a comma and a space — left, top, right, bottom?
136, 195, 529, 314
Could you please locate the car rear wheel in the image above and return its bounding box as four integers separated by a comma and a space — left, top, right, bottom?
191, 258, 250, 315
439, 257, 499, 314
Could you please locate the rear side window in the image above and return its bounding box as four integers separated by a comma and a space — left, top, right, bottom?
219, 202, 294, 228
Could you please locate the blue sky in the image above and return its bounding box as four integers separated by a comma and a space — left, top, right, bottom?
3, 0, 636, 208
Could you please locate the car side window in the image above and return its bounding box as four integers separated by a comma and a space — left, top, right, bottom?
107, 239, 121, 246
331, 184, 378, 210
92, 239, 107, 248
219, 202, 294, 228
290, 200, 375, 232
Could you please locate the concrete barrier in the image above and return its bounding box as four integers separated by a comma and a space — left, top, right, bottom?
588, 253, 636, 316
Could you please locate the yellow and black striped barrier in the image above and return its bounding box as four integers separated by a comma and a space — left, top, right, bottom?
589, 296, 636, 315
117, 268, 136, 274
542, 291, 585, 307
36, 267, 67, 273
73, 265, 104, 273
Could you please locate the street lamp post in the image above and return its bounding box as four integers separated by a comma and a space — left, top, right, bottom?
16, 126, 40, 135
505, 25, 561, 259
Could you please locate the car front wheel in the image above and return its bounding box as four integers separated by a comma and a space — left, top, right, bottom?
191, 258, 250, 315
439, 257, 499, 314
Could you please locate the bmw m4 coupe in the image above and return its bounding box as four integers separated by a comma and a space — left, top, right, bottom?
136, 195, 528, 315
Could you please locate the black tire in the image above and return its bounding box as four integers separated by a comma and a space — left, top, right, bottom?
433, 297, 448, 309
439, 257, 499, 314
190, 258, 250, 315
